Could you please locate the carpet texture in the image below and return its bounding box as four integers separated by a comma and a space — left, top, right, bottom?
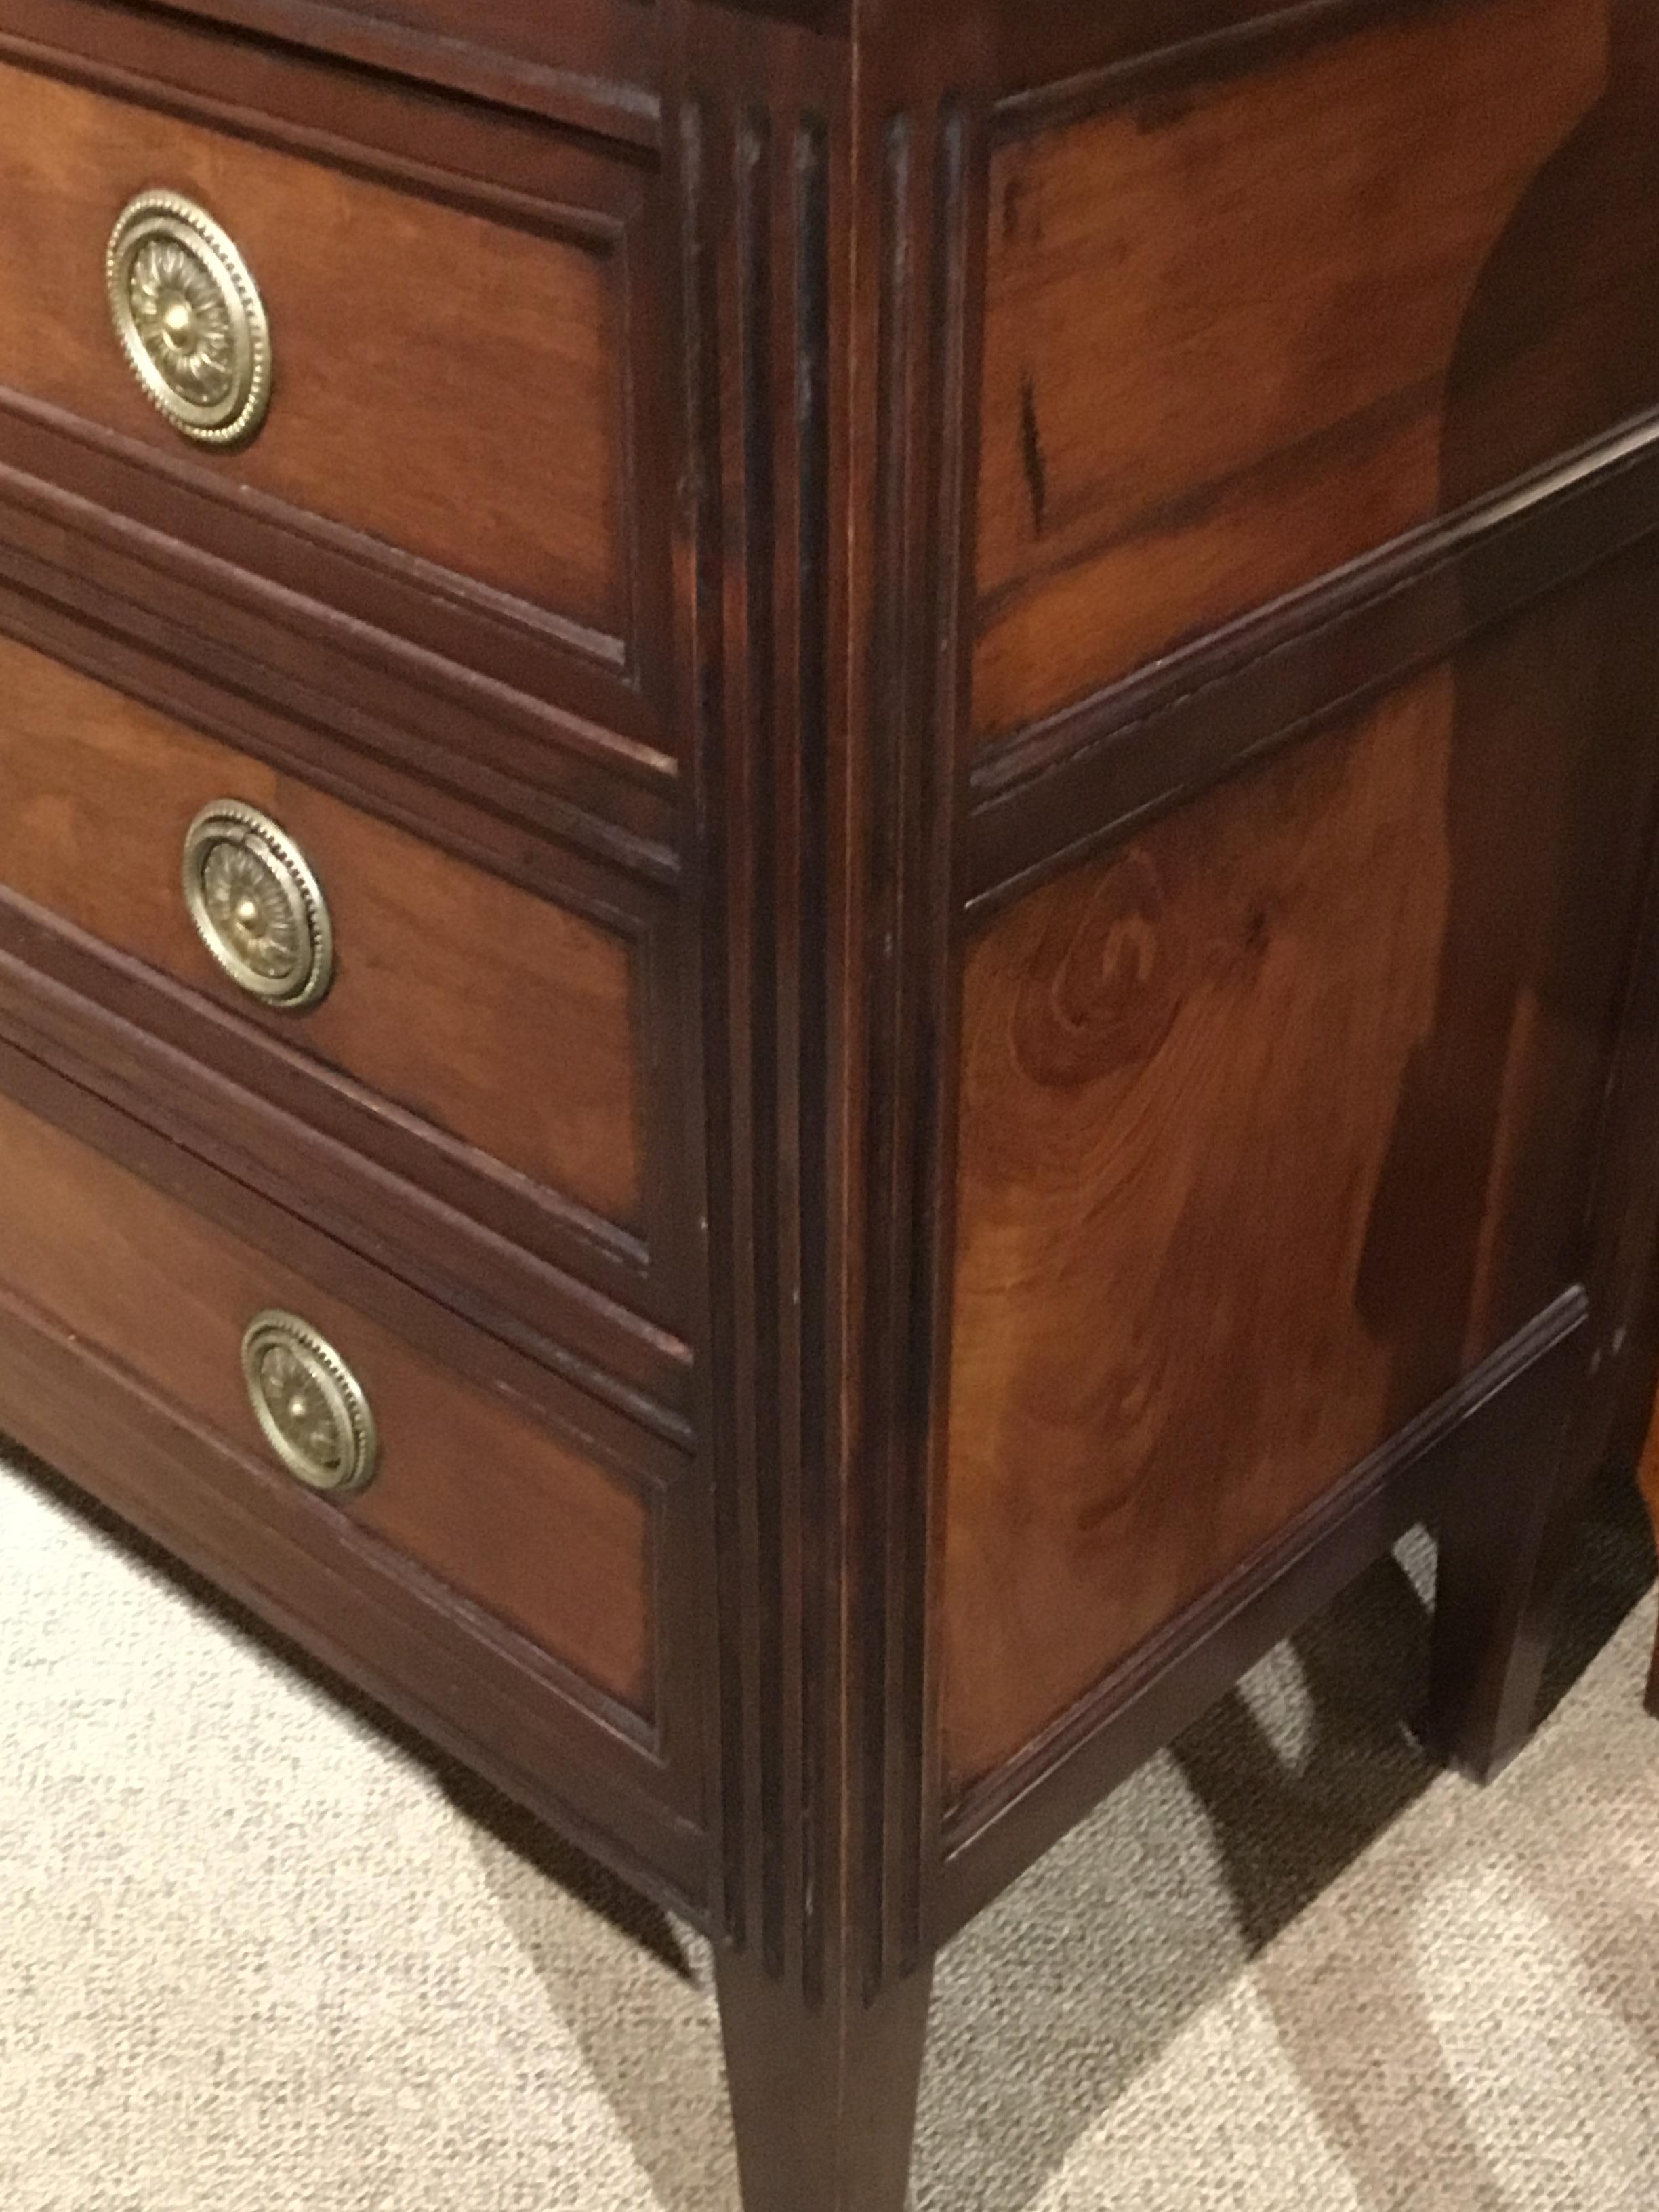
1, 1447, 1656, 2211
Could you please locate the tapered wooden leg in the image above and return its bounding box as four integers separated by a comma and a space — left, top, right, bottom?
1420, 1321, 1586, 1782
1645, 1622, 1659, 1720
715, 1946, 934, 2212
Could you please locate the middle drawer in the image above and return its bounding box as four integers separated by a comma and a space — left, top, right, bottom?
0, 629, 684, 1408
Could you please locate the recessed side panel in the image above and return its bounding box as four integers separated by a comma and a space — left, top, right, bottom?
972, 0, 1659, 740
942, 550, 1659, 1795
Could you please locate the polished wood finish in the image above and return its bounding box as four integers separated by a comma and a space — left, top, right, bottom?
0, 1023, 707, 1884
946, 557, 1659, 1789
940, 1287, 1591, 1930
0, 0, 676, 781
0, 1080, 655, 1713
0, 54, 626, 642
716, 1946, 935, 2212
975, 0, 1659, 739
0, 632, 647, 1226
166, 0, 665, 139
1, 1, 1658, 2209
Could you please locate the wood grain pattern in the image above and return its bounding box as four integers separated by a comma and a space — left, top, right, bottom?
0, 1080, 655, 1714
0, 53, 627, 641
155, 0, 665, 137
0, 634, 647, 1225
972, 0, 1659, 740
943, 556, 1659, 1788
7, 2, 1659, 2205
938, 1291, 1588, 1927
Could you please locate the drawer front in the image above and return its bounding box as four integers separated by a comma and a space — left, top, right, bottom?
0, 632, 650, 1235
975, 0, 1655, 741
0, 1078, 658, 1725
0, 6, 672, 775
0, 58, 618, 630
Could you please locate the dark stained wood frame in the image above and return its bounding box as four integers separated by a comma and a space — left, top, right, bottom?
670, 2, 1659, 2203
3, 2, 1659, 2209
150, 0, 668, 142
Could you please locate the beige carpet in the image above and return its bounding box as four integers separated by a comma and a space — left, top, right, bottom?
1, 1449, 1657, 2211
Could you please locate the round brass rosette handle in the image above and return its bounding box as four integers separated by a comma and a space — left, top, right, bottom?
182, 800, 333, 1012
241, 1311, 380, 1496
106, 192, 272, 446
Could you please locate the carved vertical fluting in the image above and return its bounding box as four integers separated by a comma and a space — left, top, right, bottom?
670, 0, 985, 2037
672, 11, 847, 2006
667, 6, 990, 2202
855, 94, 979, 1994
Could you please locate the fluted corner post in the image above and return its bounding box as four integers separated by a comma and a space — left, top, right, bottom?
664, 1, 991, 2204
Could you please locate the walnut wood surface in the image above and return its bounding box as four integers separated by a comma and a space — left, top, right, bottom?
0, 1079, 655, 1713
0, 634, 647, 1226
0, 1271, 705, 1902
0, 52, 626, 640
944, 554, 1659, 1788
0, 1, 1656, 2206
159, 0, 667, 134
974, 0, 1659, 740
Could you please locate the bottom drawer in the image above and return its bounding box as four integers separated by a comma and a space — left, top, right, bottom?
0, 1067, 704, 1904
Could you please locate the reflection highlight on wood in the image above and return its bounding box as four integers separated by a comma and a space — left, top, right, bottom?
975, 0, 1613, 738
945, 552, 1659, 1786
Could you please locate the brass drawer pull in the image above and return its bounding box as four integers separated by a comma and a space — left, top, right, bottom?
241, 1311, 379, 1495
106, 192, 272, 446
182, 800, 333, 1012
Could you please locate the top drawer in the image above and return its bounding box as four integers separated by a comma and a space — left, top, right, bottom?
0, 7, 670, 773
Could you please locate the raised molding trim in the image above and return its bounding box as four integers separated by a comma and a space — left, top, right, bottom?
969, 408, 1659, 912
936, 1286, 1590, 1936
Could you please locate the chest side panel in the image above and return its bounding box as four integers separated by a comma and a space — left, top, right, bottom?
972, 0, 1659, 741
943, 550, 1659, 1791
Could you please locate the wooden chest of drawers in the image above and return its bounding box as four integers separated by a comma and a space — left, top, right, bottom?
5, 1, 1659, 2206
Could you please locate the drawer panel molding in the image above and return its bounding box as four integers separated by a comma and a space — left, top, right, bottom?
0, 1078, 664, 1732
0, 487, 680, 885
0, 628, 701, 1391
0, 1223, 708, 1921
151, 0, 665, 144
0, 0, 682, 783
0, 637, 655, 1225
0, 921, 697, 1434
